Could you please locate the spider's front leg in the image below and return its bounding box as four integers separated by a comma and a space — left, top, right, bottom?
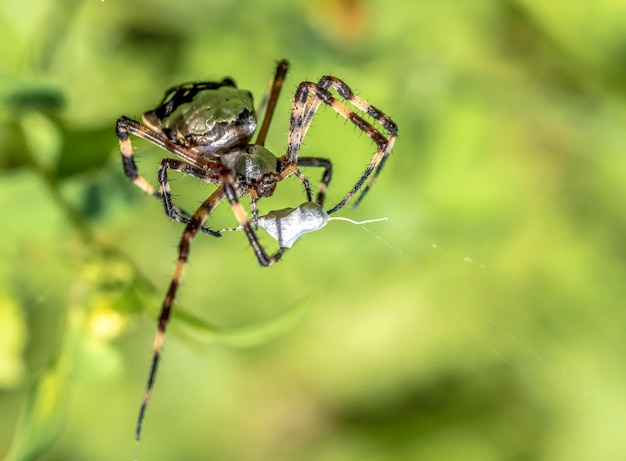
136, 186, 225, 441
116, 116, 221, 236
283, 77, 398, 214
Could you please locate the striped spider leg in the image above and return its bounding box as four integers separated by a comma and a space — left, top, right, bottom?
115, 60, 397, 442
285, 76, 398, 213
134, 178, 286, 441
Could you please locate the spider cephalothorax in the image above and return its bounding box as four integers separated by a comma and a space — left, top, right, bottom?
116, 59, 397, 440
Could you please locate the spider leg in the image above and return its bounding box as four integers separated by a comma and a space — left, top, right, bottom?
315, 77, 397, 210
297, 157, 333, 206
116, 117, 164, 199
158, 158, 221, 236
248, 190, 260, 228
255, 59, 289, 146
283, 79, 397, 214
116, 116, 222, 236
292, 169, 314, 202
222, 172, 285, 264
136, 186, 226, 441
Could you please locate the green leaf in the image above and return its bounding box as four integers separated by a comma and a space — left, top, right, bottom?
172, 295, 312, 348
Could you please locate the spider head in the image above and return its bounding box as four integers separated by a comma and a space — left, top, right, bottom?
143, 83, 257, 156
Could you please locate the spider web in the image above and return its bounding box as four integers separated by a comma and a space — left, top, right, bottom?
347, 215, 626, 457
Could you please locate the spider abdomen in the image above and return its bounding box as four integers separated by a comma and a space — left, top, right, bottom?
143, 85, 257, 156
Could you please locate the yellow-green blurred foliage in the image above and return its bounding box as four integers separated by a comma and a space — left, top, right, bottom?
1, 0, 625, 460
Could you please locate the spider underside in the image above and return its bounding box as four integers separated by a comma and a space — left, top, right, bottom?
115, 59, 397, 441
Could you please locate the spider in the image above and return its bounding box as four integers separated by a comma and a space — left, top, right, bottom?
116, 59, 397, 440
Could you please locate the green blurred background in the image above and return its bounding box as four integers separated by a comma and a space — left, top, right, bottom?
1, 0, 625, 460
